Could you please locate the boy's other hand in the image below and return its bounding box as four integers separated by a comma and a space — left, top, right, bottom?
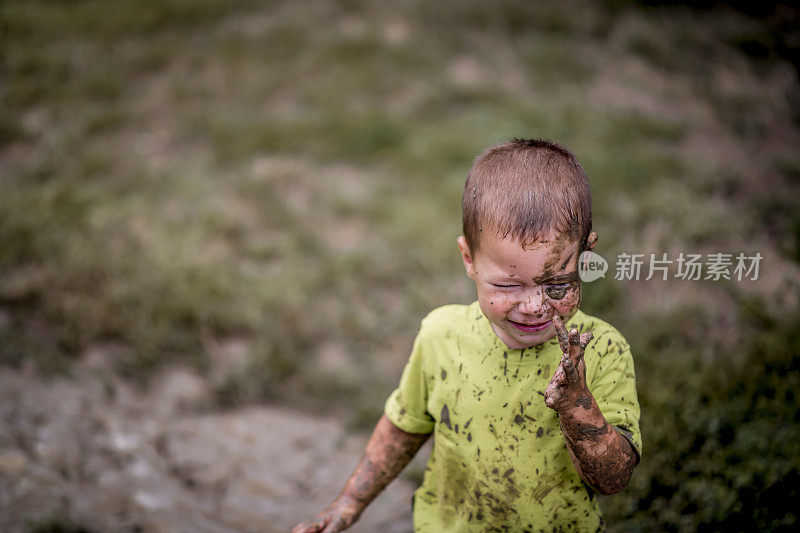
545, 316, 593, 412
292, 495, 361, 533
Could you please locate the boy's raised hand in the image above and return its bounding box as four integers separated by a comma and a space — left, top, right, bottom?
545, 315, 593, 412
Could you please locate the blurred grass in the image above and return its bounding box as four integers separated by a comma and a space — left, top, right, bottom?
1, 0, 799, 530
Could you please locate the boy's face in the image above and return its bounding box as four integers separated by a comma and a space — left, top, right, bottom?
458, 230, 591, 350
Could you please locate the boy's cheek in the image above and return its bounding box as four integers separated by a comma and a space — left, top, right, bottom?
481, 292, 511, 312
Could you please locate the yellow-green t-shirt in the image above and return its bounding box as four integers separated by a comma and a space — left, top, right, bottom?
385, 302, 642, 532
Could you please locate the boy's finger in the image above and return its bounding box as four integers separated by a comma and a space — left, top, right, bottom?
545, 380, 559, 401
560, 351, 578, 381
321, 517, 346, 533
544, 387, 558, 408
567, 328, 581, 364
546, 370, 565, 391
553, 315, 569, 353
568, 328, 580, 346
550, 358, 566, 384
312, 516, 332, 533
292, 522, 320, 533
579, 332, 593, 347
578, 332, 594, 361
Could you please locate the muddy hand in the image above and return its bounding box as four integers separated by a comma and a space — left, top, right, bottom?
545, 316, 593, 412
292, 513, 349, 533
292, 498, 359, 533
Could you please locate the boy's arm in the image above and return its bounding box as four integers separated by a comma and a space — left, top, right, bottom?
292, 414, 431, 533
544, 316, 638, 495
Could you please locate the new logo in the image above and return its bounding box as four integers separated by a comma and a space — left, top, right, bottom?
579, 251, 608, 282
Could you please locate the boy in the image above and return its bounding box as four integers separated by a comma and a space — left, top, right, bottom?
293, 139, 641, 532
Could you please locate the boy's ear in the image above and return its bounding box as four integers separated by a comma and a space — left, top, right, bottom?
585, 231, 598, 252
457, 236, 478, 280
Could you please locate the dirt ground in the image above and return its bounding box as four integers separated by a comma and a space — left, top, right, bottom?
0, 347, 429, 532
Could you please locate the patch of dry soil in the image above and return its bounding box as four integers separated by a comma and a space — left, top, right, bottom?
0, 358, 418, 532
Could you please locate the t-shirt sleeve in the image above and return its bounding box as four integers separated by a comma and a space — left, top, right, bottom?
588, 334, 643, 461
384, 322, 435, 435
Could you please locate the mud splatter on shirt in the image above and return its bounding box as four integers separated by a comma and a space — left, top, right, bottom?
385, 302, 642, 532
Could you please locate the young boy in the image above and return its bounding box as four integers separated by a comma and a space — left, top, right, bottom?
293, 139, 642, 532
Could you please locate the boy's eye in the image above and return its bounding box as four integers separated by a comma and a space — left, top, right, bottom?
545, 284, 571, 300
491, 283, 519, 289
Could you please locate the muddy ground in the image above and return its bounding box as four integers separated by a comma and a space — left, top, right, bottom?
0, 349, 430, 532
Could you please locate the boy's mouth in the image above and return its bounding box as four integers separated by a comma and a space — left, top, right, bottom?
508, 319, 551, 334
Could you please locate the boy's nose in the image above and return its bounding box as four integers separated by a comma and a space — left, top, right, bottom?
517, 287, 548, 316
